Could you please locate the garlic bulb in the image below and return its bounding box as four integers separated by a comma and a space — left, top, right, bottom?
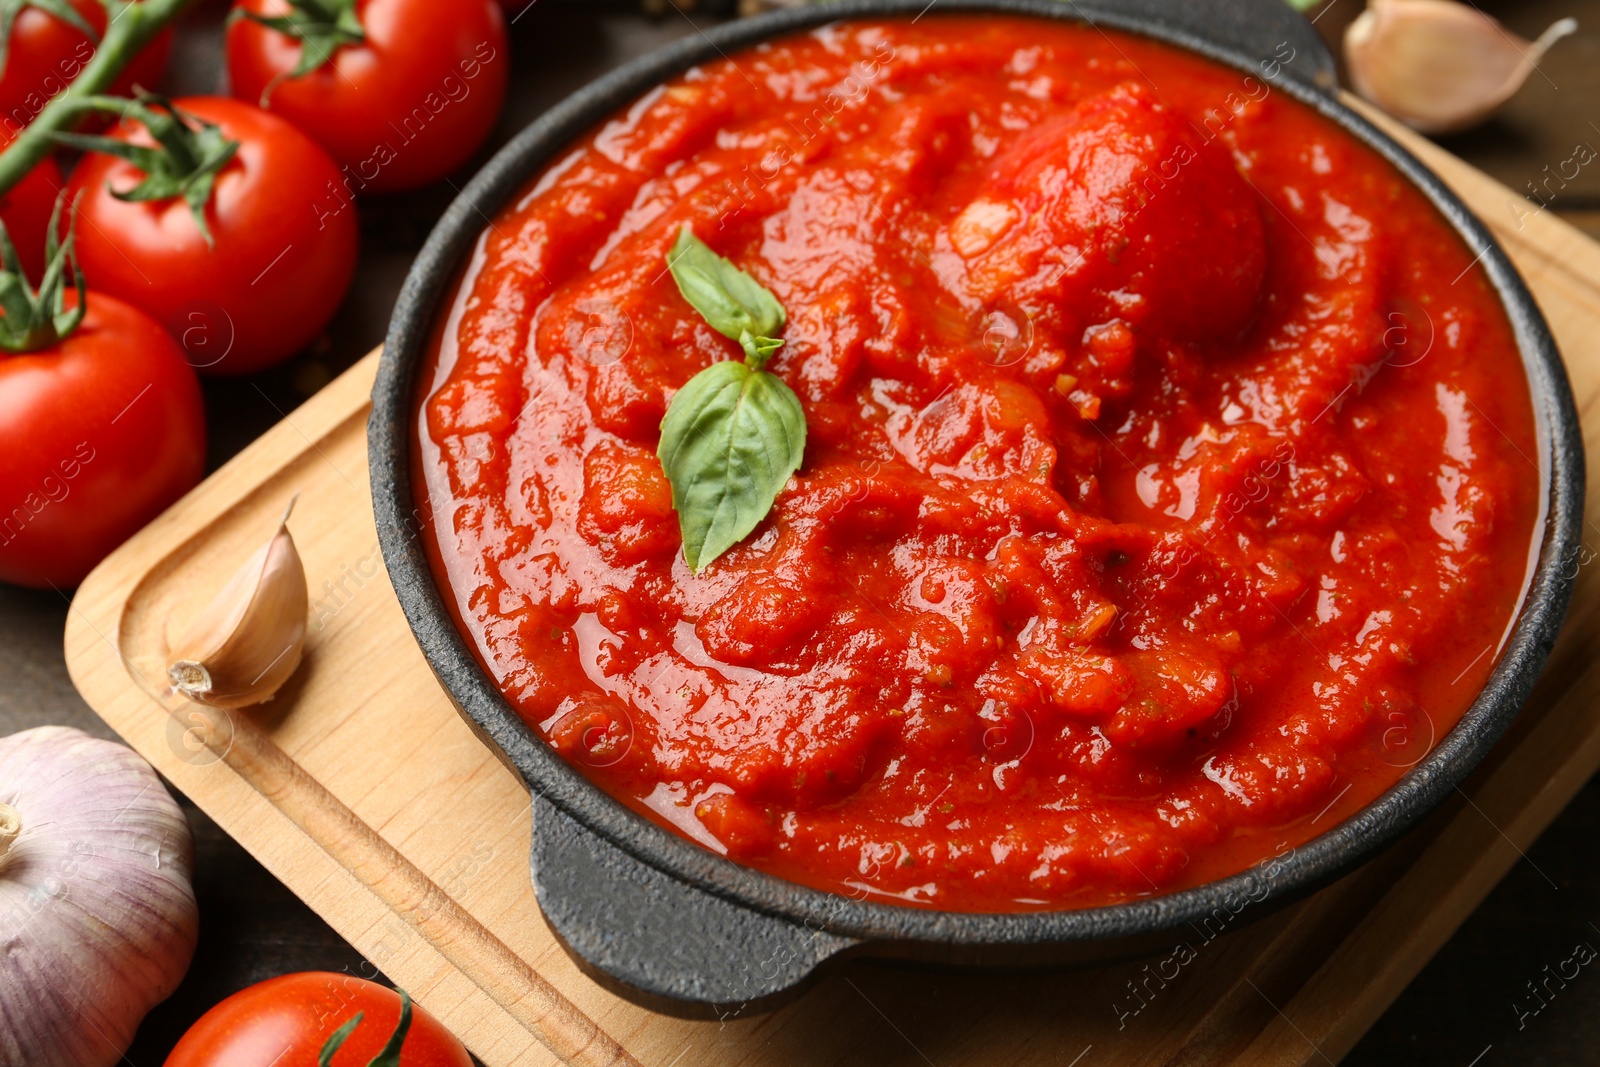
1346, 0, 1577, 134
0, 727, 197, 1067
168, 500, 308, 708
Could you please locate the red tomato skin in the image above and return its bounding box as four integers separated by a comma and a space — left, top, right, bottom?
164, 973, 474, 1067
225, 0, 509, 193
0, 0, 170, 131
0, 127, 62, 281
65, 96, 359, 375
0, 291, 204, 588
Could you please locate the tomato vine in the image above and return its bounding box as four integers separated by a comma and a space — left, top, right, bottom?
0, 0, 193, 196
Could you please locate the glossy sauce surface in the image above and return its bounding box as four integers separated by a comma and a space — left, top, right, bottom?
417, 17, 1541, 911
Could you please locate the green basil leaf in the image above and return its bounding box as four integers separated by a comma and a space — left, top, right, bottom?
668, 226, 786, 344
658, 359, 806, 572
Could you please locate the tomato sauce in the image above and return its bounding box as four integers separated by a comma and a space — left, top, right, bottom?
416, 17, 1541, 911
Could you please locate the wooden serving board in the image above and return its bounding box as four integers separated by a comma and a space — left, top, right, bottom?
63, 103, 1600, 1066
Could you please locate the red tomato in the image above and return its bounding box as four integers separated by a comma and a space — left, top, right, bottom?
0, 0, 171, 131
225, 0, 508, 193
0, 127, 62, 280
0, 290, 204, 588
65, 96, 359, 375
164, 973, 474, 1067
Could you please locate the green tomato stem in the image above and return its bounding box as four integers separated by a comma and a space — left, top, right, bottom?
0, 0, 197, 198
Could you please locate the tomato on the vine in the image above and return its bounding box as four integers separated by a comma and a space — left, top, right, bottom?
0, 125, 61, 280
225, 0, 508, 193
164, 974, 473, 1067
0, 199, 204, 589
64, 94, 358, 375
0, 0, 171, 131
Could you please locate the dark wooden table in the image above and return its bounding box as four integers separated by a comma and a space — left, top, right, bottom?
7, 1, 1599, 1062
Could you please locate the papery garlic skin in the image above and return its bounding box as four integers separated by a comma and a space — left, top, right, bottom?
168, 506, 308, 708
1346, 0, 1577, 135
0, 727, 197, 1067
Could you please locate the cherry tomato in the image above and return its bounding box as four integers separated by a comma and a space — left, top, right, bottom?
0, 0, 171, 131
0, 126, 62, 280
164, 973, 474, 1067
225, 0, 508, 193
65, 96, 359, 375
0, 290, 204, 588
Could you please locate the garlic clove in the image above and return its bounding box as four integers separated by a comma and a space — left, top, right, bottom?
1345, 0, 1577, 135
167, 498, 308, 708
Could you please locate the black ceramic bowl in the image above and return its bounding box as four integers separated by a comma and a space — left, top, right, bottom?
372, 0, 1584, 1015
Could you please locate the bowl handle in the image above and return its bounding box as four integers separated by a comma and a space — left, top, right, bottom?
1074, 0, 1337, 95
528, 790, 858, 1015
